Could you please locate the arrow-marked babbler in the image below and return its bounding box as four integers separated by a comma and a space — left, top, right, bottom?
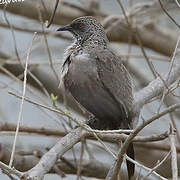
57, 16, 135, 179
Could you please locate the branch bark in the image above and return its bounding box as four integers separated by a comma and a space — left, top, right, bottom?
169, 126, 178, 180
133, 48, 180, 115
21, 127, 83, 180
0, 122, 169, 143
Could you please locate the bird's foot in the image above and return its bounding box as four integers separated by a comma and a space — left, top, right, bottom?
85, 115, 103, 130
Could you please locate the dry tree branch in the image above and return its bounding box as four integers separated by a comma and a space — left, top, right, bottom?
127, 55, 180, 121
3, 4, 21, 62
175, 0, 180, 8
46, 0, 60, 28
169, 125, 178, 180
0, 142, 169, 180
165, 100, 180, 143
21, 127, 83, 180
37, 6, 59, 82
19, 101, 180, 180
8, 90, 179, 180
117, 0, 157, 78
0, 161, 23, 178
76, 140, 85, 179
125, 155, 168, 180
0, 142, 179, 179
143, 151, 171, 179
0, 144, 109, 179
9, 32, 37, 168
9, 91, 135, 134
104, 17, 177, 56
157, 34, 180, 113
133, 46, 180, 115
158, 0, 180, 29
3, 6, 50, 98
0, 122, 169, 143
5, 93, 176, 179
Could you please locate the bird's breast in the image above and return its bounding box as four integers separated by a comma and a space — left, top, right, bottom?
66, 54, 99, 86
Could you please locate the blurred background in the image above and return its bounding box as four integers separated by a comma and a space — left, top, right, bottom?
0, 0, 180, 179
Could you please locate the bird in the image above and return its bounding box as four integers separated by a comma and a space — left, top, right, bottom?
57, 16, 134, 179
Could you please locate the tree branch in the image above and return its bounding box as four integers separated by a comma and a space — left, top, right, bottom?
21, 127, 83, 180
169, 126, 178, 180
133, 47, 180, 115
0, 122, 169, 143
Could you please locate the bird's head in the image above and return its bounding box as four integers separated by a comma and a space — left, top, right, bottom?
57, 16, 108, 45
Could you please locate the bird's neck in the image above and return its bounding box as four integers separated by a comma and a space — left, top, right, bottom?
77, 33, 108, 49
64, 34, 108, 61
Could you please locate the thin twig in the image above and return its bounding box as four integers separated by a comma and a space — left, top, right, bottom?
159, 0, 180, 29
157, 34, 180, 113
125, 155, 167, 180
77, 140, 85, 179
92, 131, 117, 159
3, 6, 50, 98
46, 0, 60, 28
169, 125, 178, 180
175, 0, 180, 8
117, 0, 157, 78
40, 0, 48, 15
3, 5, 21, 62
143, 151, 171, 179
165, 98, 180, 143
38, 6, 59, 82
9, 33, 37, 167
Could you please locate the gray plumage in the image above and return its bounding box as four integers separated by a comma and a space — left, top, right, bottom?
57, 16, 134, 179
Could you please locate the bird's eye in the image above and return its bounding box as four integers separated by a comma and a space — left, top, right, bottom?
77, 23, 84, 29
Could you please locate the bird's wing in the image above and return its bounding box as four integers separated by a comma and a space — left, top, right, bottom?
95, 49, 133, 120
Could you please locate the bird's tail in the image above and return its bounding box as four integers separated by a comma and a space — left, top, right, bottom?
126, 142, 135, 180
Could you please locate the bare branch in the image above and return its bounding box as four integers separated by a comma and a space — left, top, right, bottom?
133, 45, 180, 115
169, 125, 178, 180
0, 122, 169, 143
143, 151, 171, 179
158, 0, 180, 29
0, 161, 23, 178
46, 0, 60, 28
22, 127, 83, 180
9, 33, 37, 168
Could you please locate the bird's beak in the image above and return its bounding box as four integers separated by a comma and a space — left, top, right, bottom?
57, 25, 72, 32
